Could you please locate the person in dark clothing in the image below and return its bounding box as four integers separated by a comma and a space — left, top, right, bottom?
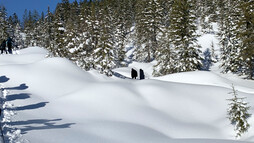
140, 69, 145, 80
7, 37, 13, 54
131, 68, 137, 79
1, 40, 7, 54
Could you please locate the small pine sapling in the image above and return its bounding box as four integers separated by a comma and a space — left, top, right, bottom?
227, 84, 251, 138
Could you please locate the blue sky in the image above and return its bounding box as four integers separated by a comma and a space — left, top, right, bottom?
0, 0, 76, 19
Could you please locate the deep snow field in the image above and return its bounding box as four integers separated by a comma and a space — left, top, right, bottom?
0, 45, 254, 143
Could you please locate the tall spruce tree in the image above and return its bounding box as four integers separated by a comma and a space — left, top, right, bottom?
109, 0, 134, 67
43, 6, 54, 51
236, 0, 254, 79
93, 1, 116, 76
65, 0, 81, 60
153, 29, 178, 76
0, 5, 8, 40
169, 0, 202, 72
218, 0, 241, 74
14, 23, 24, 49
50, 4, 68, 58
74, 1, 94, 70
153, 0, 178, 76
134, 0, 164, 62
85, 1, 100, 69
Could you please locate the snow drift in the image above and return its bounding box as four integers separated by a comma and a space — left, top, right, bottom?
0, 47, 253, 143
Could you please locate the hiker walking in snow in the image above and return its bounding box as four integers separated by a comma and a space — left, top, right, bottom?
140, 69, 145, 80
6, 37, 13, 54
131, 68, 137, 79
1, 40, 7, 54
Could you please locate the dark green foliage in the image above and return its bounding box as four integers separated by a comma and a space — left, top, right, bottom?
134, 0, 164, 62
236, 0, 254, 79
169, 0, 202, 72
218, 0, 254, 79
0, 6, 8, 40
227, 84, 251, 138
1, 0, 252, 78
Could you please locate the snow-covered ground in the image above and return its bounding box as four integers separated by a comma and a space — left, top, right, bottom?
0, 46, 253, 143
0, 22, 253, 142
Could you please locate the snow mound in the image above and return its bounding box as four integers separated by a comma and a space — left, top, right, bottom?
0, 47, 253, 143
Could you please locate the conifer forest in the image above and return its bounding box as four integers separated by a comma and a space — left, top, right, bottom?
0, 0, 253, 78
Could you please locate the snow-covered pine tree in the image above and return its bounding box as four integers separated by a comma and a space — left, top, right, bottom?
93, 1, 116, 76
84, 1, 101, 70
169, 0, 202, 72
60, 0, 71, 24
134, 0, 150, 62
64, 0, 81, 60
218, 0, 242, 74
13, 23, 24, 49
153, 0, 178, 76
51, 4, 68, 58
236, 0, 254, 79
33, 12, 45, 47
194, 0, 213, 34
0, 5, 8, 40
43, 7, 54, 52
74, 1, 94, 71
109, 0, 134, 67
153, 29, 178, 76
30, 10, 40, 46
134, 0, 163, 62
23, 10, 36, 47
227, 84, 251, 138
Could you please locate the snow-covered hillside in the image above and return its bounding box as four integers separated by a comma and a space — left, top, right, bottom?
0, 47, 253, 143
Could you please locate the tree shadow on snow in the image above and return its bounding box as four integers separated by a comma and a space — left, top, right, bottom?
6, 119, 75, 134
1, 82, 75, 137
0, 76, 9, 83
4, 83, 28, 90
6, 102, 49, 111
6, 93, 31, 101
112, 71, 130, 79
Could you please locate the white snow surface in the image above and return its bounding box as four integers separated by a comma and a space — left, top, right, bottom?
0, 47, 253, 143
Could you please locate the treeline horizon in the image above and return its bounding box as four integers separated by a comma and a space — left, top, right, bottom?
0, 0, 253, 79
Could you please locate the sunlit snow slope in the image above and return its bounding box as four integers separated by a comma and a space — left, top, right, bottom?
0, 47, 253, 143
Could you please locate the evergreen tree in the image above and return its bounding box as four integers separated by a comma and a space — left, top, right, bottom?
153, 0, 179, 76
0, 5, 8, 40
43, 6, 54, 51
227, 84, 251, 138
93, 1, 116, 76
218, 0, 241, 74
30, 10, 41, 46
169, 0, 202, 72
153, 30, 178, 76
64, 0, 81, 60
74, 1, 94, 70
84, 1, 100, 69
109, 0, 135, 67
236, 0, 254, 79
51, 8, 67, 58
134, 0, 164, 62
23, 10, 35, 47
13, 23, 24, 49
